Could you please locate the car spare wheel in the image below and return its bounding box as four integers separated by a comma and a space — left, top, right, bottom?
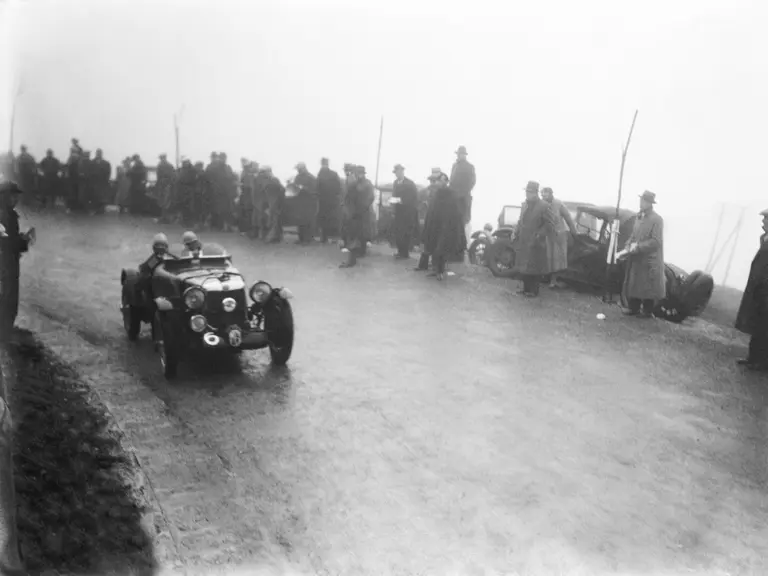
122, 293, 141, 341
154, 312, 179, 379
264, 298, 295, 366
486, 240, 517, 278
677, 270, 715, 317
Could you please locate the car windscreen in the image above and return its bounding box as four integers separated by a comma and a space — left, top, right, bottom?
161, 257, 231, 272
500, 206, 521, 226
575, 212, 603, 241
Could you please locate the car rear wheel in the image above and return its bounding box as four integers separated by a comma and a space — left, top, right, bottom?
122, 293, 141, 341
677, 270, 714, 317
486, 239, 517, 278
154, 312, 179, 379
265, 298, 294, 366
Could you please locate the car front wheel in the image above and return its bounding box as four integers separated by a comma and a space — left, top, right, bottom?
154, 312, 179, 379
264, 298, 294, 366
486, 239, 517, 278
468, 237, 489, 266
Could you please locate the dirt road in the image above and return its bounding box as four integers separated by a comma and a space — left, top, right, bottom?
16, 210, 768, 575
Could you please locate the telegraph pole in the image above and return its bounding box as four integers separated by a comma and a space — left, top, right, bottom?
705, 203, 726, 273
722, 207, 746, 287
173, 105, 185, 168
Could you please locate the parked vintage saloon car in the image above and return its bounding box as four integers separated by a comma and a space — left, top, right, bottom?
120, 243, 295, 379
486, 204, 715, 323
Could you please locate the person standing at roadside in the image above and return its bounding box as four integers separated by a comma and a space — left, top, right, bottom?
316, 158, 342, 243
735, 208, 768, 371
354, 166, 375, 257
115, 157, 132, 213
91, 149, 111, 214
250, 162, 269, 239
0, 181, 33, 336
391, 164, 420, 260
449, 145, 476, 247
128, 154, 148, 214
413, 168, 442, 272
421, 171, 466, 281
39, 149, 62, 208
512, 181, 555, 297
541, 186, 576, 289
262, 166, 286, 243
238, 158, 254, 234
14, 146, 37, 206
339, 166, 373, 268
78, 150, 94, 212
293, 162, 318, 245
621, 191, 665, 318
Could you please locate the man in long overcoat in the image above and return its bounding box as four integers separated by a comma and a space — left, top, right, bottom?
293, 162, 318, 244
262, 167, 286, 243
0, 181, 32, 337
39, 149, 62, 208
735, 208, 768, 371
156, 153, 176, 222
91, 149, 111, 214
128, 154, 148, 214
391, 164, 420, 260
14, 146, 38, 206
316, 158, 342, 243
251, 164, 269, 239
449, 145, 477, 242
414, 168, 442, 272
77, 151, 94, 212
355, 166, 376, 257
175, 159, 198, 227
512, 180, 555, 296
339, 167, 375, 268
541, 186, 576, 288
66, 142, 82, 211
238, 158, 254, 234
621, 191, 665, 318
421, 171, 466, 281
339, 163, 355, 246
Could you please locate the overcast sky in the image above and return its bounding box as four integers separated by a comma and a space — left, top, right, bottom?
2, 0, 767, 288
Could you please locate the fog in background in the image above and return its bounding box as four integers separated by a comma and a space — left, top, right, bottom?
2, 0, 767, 290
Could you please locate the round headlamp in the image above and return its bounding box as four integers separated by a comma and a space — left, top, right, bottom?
249, 281, 272, 304
222, 297, 237, 312
183, 287, 206, 310
189, 315, 207, 332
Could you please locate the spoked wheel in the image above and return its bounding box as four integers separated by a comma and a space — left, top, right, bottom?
487, 240, 517, 278
264, 298, 295, 366
122, 293, 141, 341
468, 238, 489, 266
154, 312, 179, 379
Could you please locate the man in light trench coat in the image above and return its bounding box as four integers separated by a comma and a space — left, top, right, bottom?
621, 190, 665, 318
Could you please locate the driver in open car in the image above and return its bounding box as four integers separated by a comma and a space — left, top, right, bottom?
138, 233, 173, 288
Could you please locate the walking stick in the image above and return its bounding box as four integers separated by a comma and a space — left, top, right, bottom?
603, 110, 638, 303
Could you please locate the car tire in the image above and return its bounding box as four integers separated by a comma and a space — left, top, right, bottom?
677, 270, 714, 318
468, 237, 489, 266
154, 312, 179, 380
265, 298, 294, 366
486, 239, 517, 278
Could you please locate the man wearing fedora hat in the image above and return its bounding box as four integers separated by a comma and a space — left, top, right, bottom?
413, 168, 444, 272
391, 164, 420, 259
512, 180, 555, 296
621, 190, 665, 318
450, 145, 477, 248
421, 170, 466, 281
735, 208, 768, 371
0, 181, 33, 337
316, 158, 343, 243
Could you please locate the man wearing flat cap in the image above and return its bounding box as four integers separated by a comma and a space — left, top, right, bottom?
621, 191, 665, 318
511, 180, 556, 296
450, 145, 477, 247
391, 164, 420, 260
735, 208, 768, 371
293, 162, 318, 244
39, 149, 62, 208
316, 158, 343, 243
14, 145, 38, 206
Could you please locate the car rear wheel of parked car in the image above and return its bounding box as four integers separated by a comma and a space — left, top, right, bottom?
486, 239, 517, 278
678, 270, 715, 317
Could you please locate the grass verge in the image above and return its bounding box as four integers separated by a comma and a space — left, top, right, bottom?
8, 329, 157, 576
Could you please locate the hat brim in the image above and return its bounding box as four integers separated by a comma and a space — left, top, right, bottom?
455, 150, 468, 155
639, 194, 656, 203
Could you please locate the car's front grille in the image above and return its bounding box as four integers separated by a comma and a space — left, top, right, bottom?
204, 290, 248, 326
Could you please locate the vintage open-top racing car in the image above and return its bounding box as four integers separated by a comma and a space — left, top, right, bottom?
485, 204, 715, 323
120, 243, 295, 379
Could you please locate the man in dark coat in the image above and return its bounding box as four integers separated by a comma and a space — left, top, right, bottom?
512, 180, 555, 296
0, 181, 32, 338
192, 161, 209, 228
621, 191, 665, 318
735, 208, 768, 370
39, 149, 62, 208
262, 167, 285, 243
14, 145, 37, 206
251, 164, 269, 239
293, 162, 318, 244
354, 166, 375, 257
65, 141, 82, 211
220, 153, 238, 232
175, 159, 198, 227
128, 154, 148, 214
316, 158, 342, 243
391, 164, 420, 260
156, 153, 176, 223
339, 163, 355, 246
91, 148, 111, 214
414, 168, 443, 272
339, 167, 374, 268
238, 158, 254, 234
449, 145, 477, 243
420, 171, 466, 281
77, 151, 94, 212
